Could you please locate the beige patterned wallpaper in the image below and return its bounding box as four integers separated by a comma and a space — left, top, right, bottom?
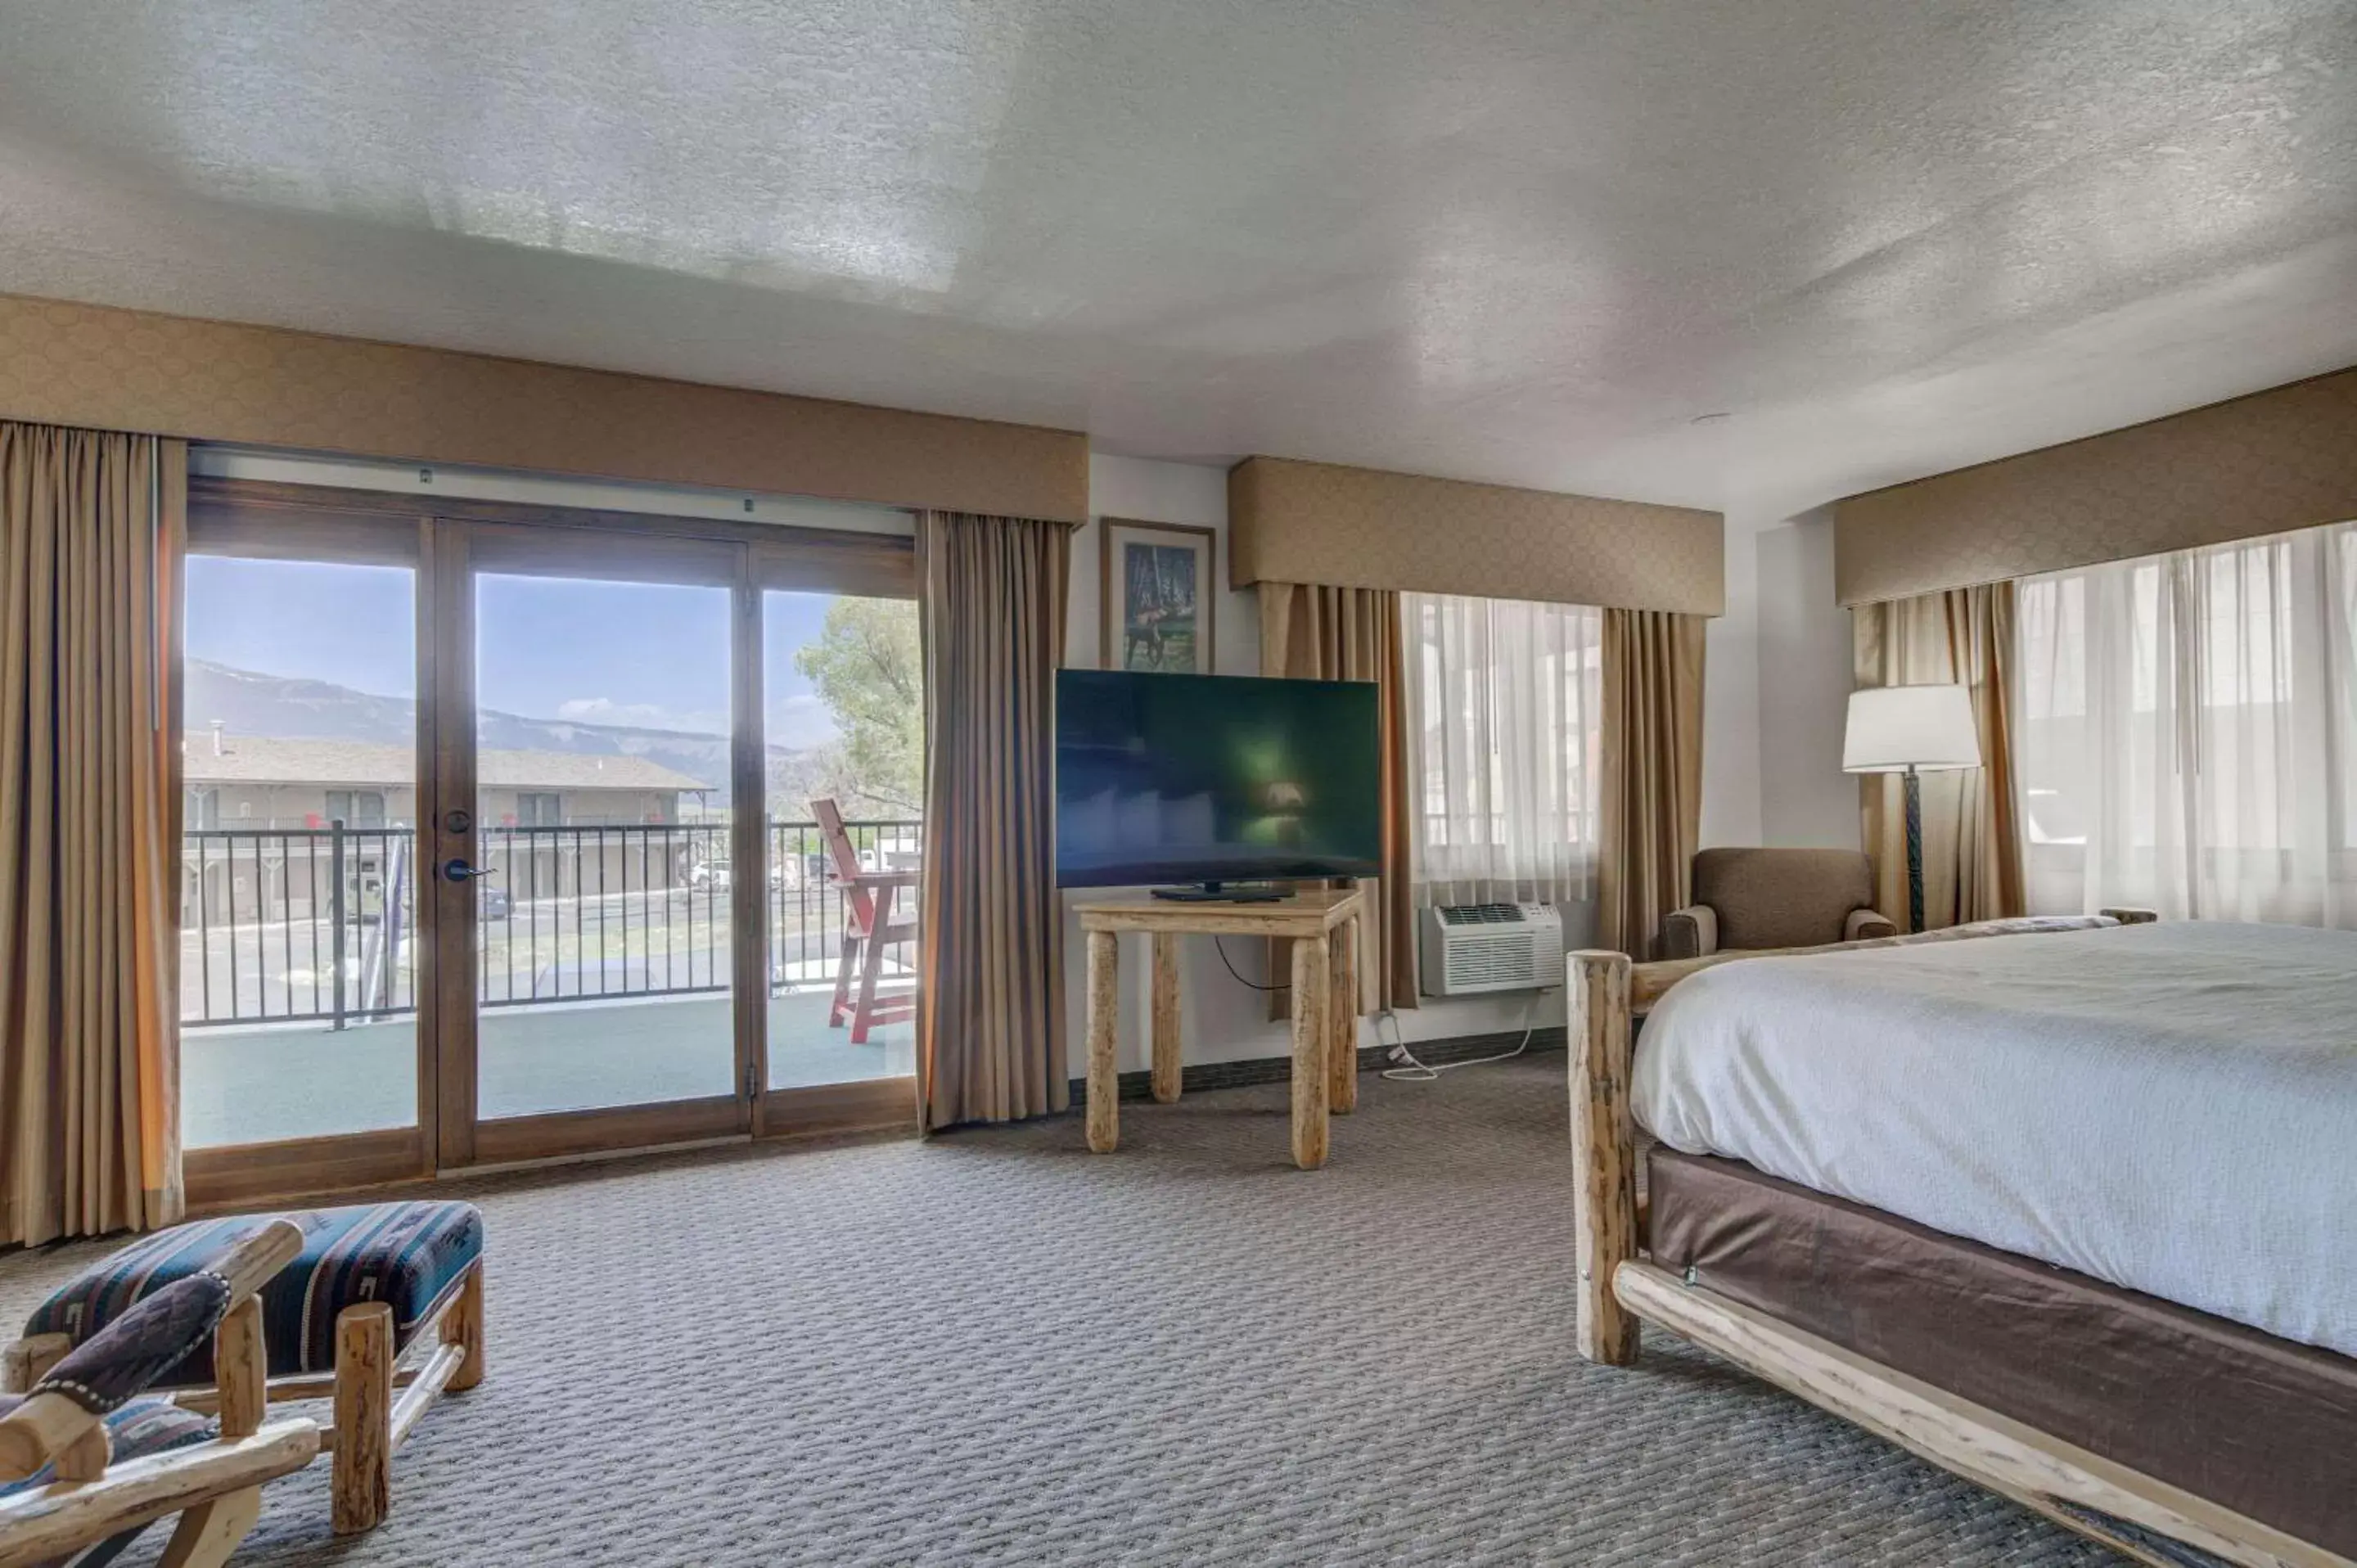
0, 294, 1090, 522
1228, 456, 1724, 615
1836, 367, 2357, 606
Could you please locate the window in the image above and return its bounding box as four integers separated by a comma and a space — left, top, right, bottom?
324, 789, 387, 827
1402, 592, 1602, 907
2016, 519, 2357, 925
516, 791, 563, 827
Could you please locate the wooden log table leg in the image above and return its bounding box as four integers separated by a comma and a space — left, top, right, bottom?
1291, 933, 1331, 1169
1151, 932, 1182, 1103
1327, 913, 1358, 1115
1086, 930, 1120, 1152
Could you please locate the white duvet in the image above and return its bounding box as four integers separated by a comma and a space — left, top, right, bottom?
1632, 920, 2357, 1358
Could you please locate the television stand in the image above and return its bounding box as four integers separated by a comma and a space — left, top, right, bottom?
1150, 881, 1283, 903
1074, 888, 1365, 1170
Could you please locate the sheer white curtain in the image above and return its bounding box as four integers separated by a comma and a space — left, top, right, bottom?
1402, 592, 1602, 907
2017, 519, 2357, 925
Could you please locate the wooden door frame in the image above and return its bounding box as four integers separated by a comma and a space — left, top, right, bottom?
180, 475, 921, 1208
425, 518, 472, 1168
189, 476, 917, 585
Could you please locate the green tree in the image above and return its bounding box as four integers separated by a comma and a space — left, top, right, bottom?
795, 597, 923, 815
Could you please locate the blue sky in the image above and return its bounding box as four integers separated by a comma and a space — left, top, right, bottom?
185, 557, 842, 746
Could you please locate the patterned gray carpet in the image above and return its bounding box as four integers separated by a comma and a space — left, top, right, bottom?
0, 1057, 2118, 1566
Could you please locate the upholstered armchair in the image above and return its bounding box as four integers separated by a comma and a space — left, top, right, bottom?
1660, 848, 1898, 959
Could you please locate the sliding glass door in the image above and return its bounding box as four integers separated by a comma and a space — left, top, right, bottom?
434, 525, 758, 1165
182, 552, 422, 1148
761, 589, 924, 1091
181, 479, 921, 1205
180, 502, 437, 1205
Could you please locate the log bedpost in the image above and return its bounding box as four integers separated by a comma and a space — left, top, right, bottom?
1569, 948, 1640, 1366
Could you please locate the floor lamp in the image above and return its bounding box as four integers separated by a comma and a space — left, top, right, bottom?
1842, 684, 1982, 933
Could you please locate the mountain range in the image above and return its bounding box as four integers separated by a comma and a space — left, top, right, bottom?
185, 659, 844, 809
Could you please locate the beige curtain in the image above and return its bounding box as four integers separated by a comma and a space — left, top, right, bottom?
913, 511, 1070, 1131
1852, 583, 2023, 930
1597, 609, 1706, 958
1259, 583, 1417, 1016
2, 422, 184, 1246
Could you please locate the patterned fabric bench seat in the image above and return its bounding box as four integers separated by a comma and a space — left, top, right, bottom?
22, 1201, 481, 1382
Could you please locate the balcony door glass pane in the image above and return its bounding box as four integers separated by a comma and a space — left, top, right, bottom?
763, 591, 922, 1088
473, 573, 736, 1119
181, 556, 420, 1147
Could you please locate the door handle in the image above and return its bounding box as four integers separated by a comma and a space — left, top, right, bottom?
443, 858, 498, 883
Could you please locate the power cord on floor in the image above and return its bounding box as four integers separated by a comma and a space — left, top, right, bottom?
1208, 936, 1551, 1083
1376, 988, 1550, 1081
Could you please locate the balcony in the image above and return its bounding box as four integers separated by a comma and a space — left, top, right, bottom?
180, 819, 921, 1148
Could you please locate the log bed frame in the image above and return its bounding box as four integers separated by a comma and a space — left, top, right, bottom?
1566, 913, 2354, 1568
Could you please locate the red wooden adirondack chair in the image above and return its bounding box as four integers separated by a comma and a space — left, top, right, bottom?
813, 798, 918, 1043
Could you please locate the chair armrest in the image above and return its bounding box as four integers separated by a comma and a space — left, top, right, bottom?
0, 1277, 227, 1482
839, 869, 920, 889
0, 1219, 300, 1482
1661, 904, 1718, 960
1845, 908, 1900, 942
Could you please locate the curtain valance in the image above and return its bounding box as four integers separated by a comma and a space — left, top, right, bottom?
1229, 457, 1723, 616
1836, 367, 2357, 606
0, 293, 1089, 523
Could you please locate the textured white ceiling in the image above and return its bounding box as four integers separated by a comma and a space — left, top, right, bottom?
1, 0, 2353, 516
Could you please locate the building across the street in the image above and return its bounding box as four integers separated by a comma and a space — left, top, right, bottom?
182, 727, 714, 926
183, 725, 708, 830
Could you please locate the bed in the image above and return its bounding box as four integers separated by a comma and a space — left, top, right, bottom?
1568, 916, 2357, 1568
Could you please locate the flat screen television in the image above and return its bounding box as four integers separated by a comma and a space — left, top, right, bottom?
1056, 669, 1382, 892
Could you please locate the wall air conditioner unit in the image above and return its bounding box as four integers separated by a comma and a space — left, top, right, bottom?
1418, 903, 1564, 997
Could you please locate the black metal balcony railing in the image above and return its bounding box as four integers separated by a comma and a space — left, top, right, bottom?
180, 818, 923, 1029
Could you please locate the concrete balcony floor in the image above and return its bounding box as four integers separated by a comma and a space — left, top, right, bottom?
181, 980, 914, 1150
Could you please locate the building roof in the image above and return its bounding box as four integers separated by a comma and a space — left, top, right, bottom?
184, 733, 707, 793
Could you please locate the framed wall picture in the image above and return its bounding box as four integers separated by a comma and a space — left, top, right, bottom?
1099, 518, 1217, 674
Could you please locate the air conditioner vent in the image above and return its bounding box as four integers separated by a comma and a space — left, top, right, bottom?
1418, 903, 1565, 996
1437, 903, 1526, 926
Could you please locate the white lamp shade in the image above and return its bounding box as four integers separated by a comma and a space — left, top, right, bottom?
1842, 684, 1981, 773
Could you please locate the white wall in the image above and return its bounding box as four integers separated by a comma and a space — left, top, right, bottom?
1063, 455, 1564, 1078
1700, 522, 1764, 847
1748, 507, 1859, 849
1700, 502, 1864, 858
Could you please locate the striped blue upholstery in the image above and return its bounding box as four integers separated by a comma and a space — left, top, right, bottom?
0, 1394, 215, 1497
24, 1202, 481, 1381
